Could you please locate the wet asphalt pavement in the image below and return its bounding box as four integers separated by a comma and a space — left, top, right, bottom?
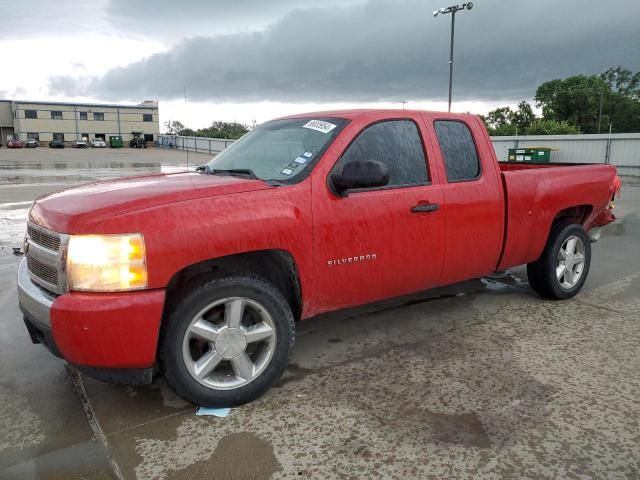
1, 148, 639, 480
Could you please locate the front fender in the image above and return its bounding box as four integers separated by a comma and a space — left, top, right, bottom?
93, 183, 317, 316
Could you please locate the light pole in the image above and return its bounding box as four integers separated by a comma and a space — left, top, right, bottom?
433, 3, 474, 112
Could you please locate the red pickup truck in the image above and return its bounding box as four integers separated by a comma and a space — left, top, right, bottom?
18, 110, 619, 406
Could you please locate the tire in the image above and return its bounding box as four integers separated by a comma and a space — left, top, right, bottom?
160, 275, 295, 406
527, 222, 591, 300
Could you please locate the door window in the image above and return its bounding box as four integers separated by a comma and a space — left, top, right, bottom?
333, 120, 428, 188
434, 120, 480, 182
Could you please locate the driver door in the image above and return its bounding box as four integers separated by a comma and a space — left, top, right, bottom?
312, 116, 446, 313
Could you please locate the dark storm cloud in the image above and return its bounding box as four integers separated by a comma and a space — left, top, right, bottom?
49, 0, 640, 104
105, 0, 361, 38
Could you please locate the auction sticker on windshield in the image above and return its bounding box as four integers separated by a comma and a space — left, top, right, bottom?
302, 120, 337, 134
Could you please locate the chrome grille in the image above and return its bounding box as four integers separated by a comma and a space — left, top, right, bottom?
27, 256, 59, 286
25, 222, 69, 294
27, 224, 60, 252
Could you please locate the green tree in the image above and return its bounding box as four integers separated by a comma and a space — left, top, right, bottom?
601, 66, 640, 100
485, 107, 513, 131
607, 94, 640, 133
178, 127, 196, 136
199, 121, 249, 139
534, 75, 610, 133
162, 121, 250, 139
163, 120, 185, 135
483, 101, 536, 135
525, 120, 579, 135
485, 67, 640, 135
511, 101, 536, 130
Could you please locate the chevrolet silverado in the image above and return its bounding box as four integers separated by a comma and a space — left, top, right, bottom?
18, 110, 620, 406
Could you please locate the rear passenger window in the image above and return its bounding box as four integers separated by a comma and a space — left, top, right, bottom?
434, 120, 480, 182
334, 120, 428, 188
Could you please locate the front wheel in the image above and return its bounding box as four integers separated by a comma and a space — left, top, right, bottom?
160, 275, 295, 406
527, 222, 591, 300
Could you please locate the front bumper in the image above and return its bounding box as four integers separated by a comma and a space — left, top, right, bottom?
17, 257, 166, 381
17, 257, 55, 329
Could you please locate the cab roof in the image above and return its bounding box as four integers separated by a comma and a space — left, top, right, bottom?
278, 109, 478, 121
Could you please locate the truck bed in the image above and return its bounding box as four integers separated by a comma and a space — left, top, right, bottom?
496, 162, 618, 271
498, 161, 581, 172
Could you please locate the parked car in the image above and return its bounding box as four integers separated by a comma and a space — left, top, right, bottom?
91, 138, 106, 148
18, 110, 620, 407
130, 137, 147, 148
72, 140, 88, 148
7, 139, 23, 148
26, 139, 38, 148
49, 139, 65, 148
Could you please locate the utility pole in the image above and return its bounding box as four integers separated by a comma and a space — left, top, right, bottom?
433, 3, 474, 112
597, 88, 604, 134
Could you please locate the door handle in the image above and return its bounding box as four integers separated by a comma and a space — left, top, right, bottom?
411, 203, 439, 213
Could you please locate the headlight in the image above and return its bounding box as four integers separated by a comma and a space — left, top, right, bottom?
67, 234, 147, 292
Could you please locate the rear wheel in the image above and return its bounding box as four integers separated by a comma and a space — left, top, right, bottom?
160, 275, 294, 406
527, 222, 591, 300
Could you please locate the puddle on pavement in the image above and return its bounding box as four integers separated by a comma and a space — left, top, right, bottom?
482, 271, 528, 293
0, 158, 192, 255
0, 204, 30, 254
0, 161, 190, 185
164, 432, 281, 480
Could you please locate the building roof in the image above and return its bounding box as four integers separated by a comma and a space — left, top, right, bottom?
0, 99, 158, 109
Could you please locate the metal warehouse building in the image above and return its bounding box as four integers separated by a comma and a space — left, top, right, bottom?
0, 99, 159, 145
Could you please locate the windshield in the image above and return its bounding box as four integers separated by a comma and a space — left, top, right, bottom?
206, 117, 348, 183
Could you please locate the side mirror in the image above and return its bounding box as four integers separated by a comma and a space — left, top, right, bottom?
330, 159, 390, 196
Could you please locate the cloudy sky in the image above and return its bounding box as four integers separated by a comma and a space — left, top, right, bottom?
2, 0, 639, 129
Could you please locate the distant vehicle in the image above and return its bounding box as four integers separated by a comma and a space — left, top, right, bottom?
49, 139, 65, 148
26, 139, 38, 148
72, 140, 88, 148
130, 137, 147, 148
7, 139, 23, 148
91, 138, 106, 148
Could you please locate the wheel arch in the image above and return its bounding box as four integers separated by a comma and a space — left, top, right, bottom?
497, 203, 594, 271
551, 204, 593, 227
163, 249, 303, 323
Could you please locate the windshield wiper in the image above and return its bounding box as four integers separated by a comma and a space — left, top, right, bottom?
209, 168, 258, 179
196, 165, 257, 179
196, 165, 282, 186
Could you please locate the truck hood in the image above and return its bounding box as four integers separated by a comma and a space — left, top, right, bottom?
29, 172, 273, 233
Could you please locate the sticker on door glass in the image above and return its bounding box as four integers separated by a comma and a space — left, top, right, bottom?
302, 120, 336, 134
303, 151, 313, 158
281, 168, 294, 175
294, 156, 307, 164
